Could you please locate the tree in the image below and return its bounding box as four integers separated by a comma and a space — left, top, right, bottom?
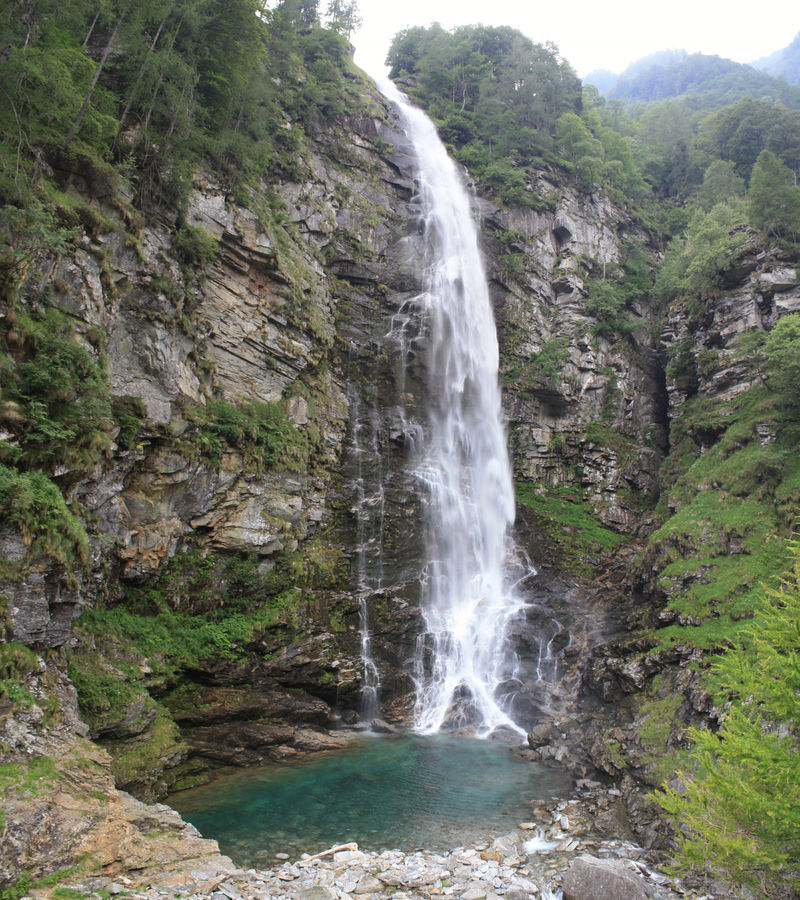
278, 0, 318, 29
697, 159, 745, 210
325, 0, 360, 39
698, 98, 800, 179
654, 203, 749, 304
762, 313, 800, 407
656, 539, 800, 898
556, 112, 604, 189
748, 149, 800, 240
63, 0, 132, 148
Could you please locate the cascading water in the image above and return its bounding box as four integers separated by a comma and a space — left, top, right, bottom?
381, 80, 529, 739
347, 375, 384, 721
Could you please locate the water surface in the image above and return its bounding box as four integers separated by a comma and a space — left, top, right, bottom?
170, 734, 569, 867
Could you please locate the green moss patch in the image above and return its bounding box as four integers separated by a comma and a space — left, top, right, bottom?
516, 479, 630, 572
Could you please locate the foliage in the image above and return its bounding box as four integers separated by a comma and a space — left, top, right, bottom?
697, 160, 745, 211
515, 479, 630, 572
186, 397, 310, 472
654, 203, 750, 306
583, 279, 636, 337
0, 204, 77, 301
656, 540, 800, 898
649, 379, 800, 649
761, 313, 800, 406
0, 307, 115, 477
127, 547, 278, 616
0, 642, 39, 709
67, 651, 149, 731
111, 395, 148, 450
607, 52, 800, 110
504, 335, 569, 390
0, 755, 58, 798
748, 149, 800, 241
172, 223, 219, 270
106, 703, 185, 788
73, 602, 286, 685
387, 24, 581, 198
0, 464, 88, 567
68, 540, 344, 705
0, 0, 360, 217
698, 98, 800, 179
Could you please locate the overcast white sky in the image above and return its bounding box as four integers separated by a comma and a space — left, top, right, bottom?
350, 0, 799, 81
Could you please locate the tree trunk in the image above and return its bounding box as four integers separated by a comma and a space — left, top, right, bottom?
116, 13, 171, 137
83, 10, 100, 46
64, 2, 131, 149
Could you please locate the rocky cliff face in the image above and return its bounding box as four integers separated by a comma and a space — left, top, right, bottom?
538, 239, 800, 853
2, 81, 431, 848
486, 179, 667, 535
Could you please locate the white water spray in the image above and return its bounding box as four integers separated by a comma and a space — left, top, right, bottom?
381, 80, 529, 739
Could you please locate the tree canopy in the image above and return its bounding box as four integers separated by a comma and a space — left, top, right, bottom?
0, 0, 361, 210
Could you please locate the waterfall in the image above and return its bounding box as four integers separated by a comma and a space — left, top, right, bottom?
348, 375, 384, 721
381, 80, 529, 739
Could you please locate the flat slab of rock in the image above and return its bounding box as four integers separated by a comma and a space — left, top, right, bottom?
562, 855, 653, 900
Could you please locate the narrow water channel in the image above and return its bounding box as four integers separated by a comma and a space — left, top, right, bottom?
170, 734, 571, 868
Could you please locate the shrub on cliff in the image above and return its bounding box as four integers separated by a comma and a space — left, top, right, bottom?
187, 397, 309, 472
0, 464, 88, 568
656, 539, 800, 897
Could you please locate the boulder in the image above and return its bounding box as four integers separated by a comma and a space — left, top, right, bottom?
562, 855, 653, 900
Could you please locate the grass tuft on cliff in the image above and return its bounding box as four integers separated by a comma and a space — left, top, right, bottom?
515, 479, 631, 572
185, 398, 310, 473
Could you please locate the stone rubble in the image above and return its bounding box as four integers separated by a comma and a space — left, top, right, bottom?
43, 792, 706, 900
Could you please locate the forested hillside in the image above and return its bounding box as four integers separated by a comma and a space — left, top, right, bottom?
589, 49, 800, 108
0, 0, 365, 213
751, 30, 800, 85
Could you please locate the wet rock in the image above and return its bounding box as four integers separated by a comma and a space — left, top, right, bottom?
369, 718, 400, 734
490, 832, 526, 867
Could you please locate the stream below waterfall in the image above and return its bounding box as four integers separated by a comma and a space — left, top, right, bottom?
170, 734, 571, 868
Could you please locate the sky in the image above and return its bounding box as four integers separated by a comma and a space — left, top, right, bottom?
350, 0, 799, 81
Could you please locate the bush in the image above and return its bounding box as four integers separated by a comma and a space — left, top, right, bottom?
188, 397, 309, 472
0, 464, 88, 567
1, 307, 114, 477
172, 223, 219, 270
584, 279, 636, 337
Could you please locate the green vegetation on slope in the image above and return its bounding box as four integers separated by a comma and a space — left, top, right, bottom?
603, 50, 800, 108
515, 480, 631, 573
387, 24, 584, 201
647, 331, 800, 650
67, 538, 346, 722
0, 0, 367, 212
656, 540, 800, 899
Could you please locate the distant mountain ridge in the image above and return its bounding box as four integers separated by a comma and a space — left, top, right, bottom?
586, 42, 800, 109
751, 31, 800, 84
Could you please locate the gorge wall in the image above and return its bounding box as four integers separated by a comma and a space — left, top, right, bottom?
2, 64, 799, 889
